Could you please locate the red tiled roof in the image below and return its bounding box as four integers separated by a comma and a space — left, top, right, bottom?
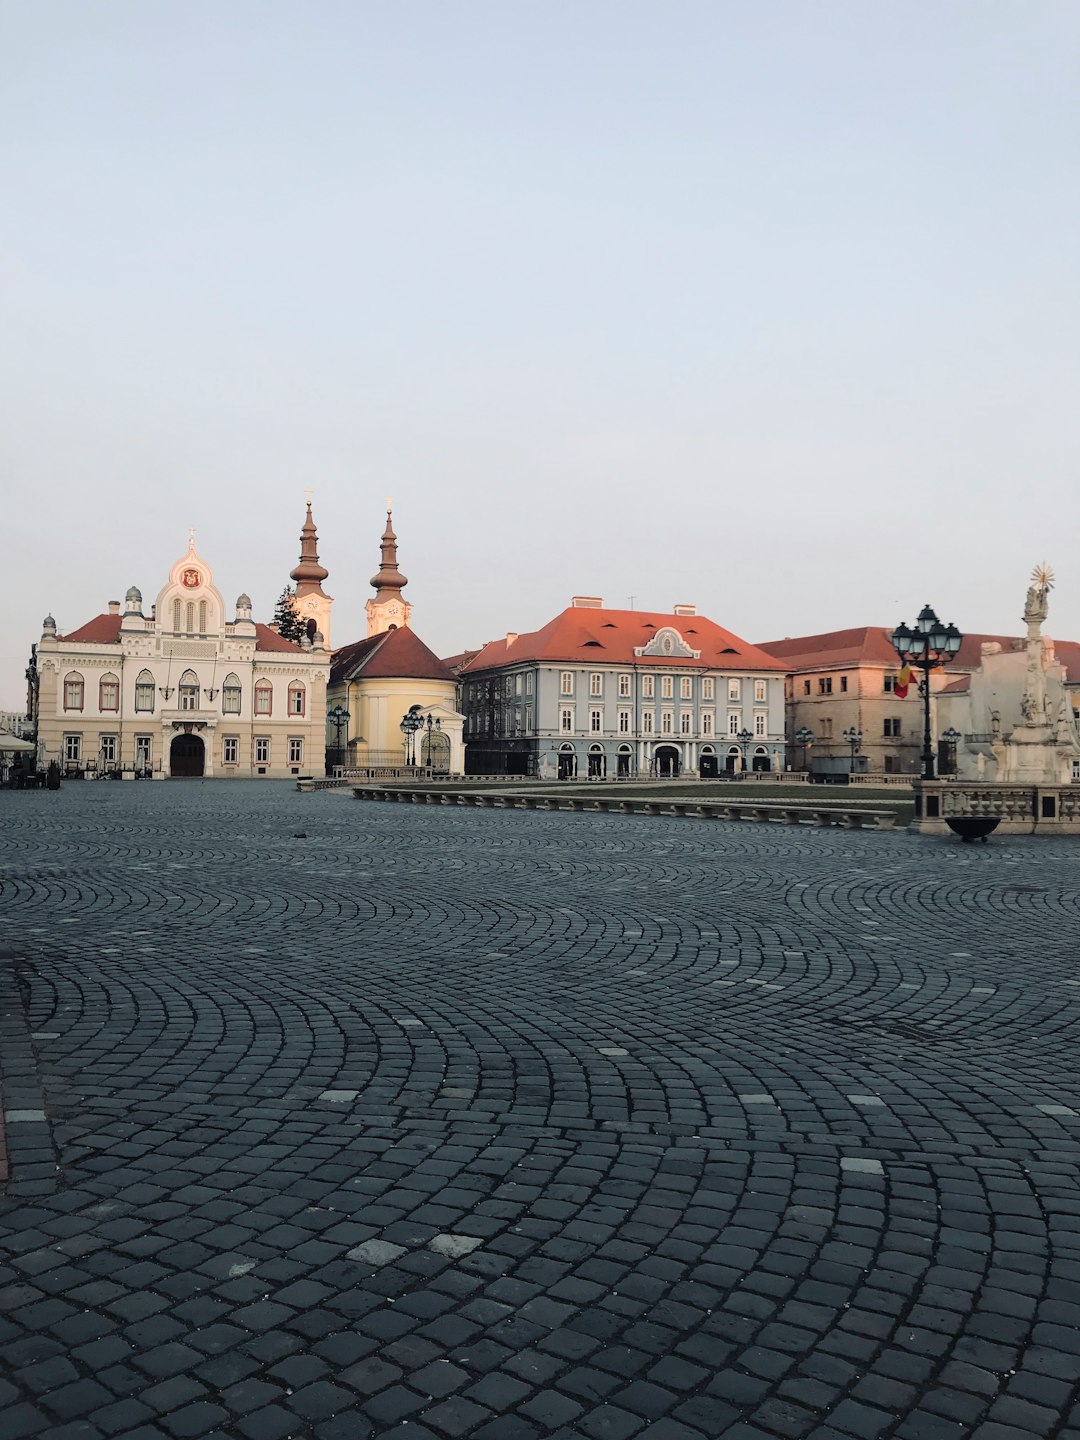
254, 623, 304, 654
1054, 640, 1080, 684
461, 607, 786, 674
332, 626, 455, 685
60, 614, 122, 644
758, 627, 1024, 672
938, 675, 972, 694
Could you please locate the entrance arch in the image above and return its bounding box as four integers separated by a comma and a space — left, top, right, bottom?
587, 744, 606, 779
558, 744, 577, 780
421, 729, 451, 774
699, 745, 718, 778
752, 746, 771, 773
655, 745, 680, 778
170, 733, 205, 778
726, 746, 741, 774
616, 744, 633, 778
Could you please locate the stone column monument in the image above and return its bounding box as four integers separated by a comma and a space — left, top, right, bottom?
995, 564, 1074, 783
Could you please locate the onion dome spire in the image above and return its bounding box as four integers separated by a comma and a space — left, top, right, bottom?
369, 508, 408, 600
290, 499, 329, 595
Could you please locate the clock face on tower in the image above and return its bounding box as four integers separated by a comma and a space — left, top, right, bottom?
388, 604, 399, 616
181, 568, 200, 588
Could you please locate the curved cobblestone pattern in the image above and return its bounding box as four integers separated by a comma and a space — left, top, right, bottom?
1, 784, 1079, 1439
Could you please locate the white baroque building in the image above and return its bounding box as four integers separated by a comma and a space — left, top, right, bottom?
30, 522, 330, 780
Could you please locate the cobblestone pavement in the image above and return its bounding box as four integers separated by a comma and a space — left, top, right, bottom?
2, 783, 1079, 1440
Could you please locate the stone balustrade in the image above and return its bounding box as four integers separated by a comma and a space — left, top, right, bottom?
914, 780, 1080, 834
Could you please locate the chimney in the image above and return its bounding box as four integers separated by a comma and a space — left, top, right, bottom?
505, 633, 518, 648
571, 596, 603, 608
674, 604, 696, 616
108, 600, 121, 615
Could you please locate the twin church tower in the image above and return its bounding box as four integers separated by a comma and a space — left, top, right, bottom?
287, 500, 413, 649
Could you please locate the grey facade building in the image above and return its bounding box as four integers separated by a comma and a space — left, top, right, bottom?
457, 597, 787, 778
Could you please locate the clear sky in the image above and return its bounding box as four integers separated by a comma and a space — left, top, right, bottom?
2, 1, 1078, 708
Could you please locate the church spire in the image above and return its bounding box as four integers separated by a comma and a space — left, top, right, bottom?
369, 508, 408, 600
365, 506, 412, 636
290, 498, 329, 596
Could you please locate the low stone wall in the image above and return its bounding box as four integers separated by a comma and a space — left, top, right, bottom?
915, 781, 1080, 835
351, 785, 898, 830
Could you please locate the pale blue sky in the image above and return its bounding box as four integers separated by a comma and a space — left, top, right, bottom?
2, 2, 1078, 706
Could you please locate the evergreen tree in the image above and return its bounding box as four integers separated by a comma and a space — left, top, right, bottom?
273, 586, 308, 645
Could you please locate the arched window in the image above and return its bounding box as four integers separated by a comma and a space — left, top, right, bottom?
135, 669, 155, 712
185, 601, 195, 634
198, 599, 207, 633
172, 598, 181, 632
254, 679, 273, 716
99, 673, 120, 712
222, 673, 241, 714
178, 669, 199, 711
63, 672, 85, 711
287, 680, 306, 716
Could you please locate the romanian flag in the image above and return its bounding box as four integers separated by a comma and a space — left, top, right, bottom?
894, 663, 914, 699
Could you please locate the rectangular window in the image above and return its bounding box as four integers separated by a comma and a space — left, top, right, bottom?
820, 718, 833, 739
883, 674, 898, 693
222, 684, 241, 714
560, 707, 573, 733
513, 706, 521, 733
884, 717, 902, 737
618, 673, 631, 698
728, 711, 740, 736
818, 677, 833, 695
661, 710, 673, 734
680, 676, 692, 700
223, 736, 239, 764
288, 738, 303, 765
135, 735, 152, 766
254, 736, 270, 763
754, 679, 767, 703
884, 755, 901, 774
702, 711, 714, 736
590, 673, 603, 697
642, 711, 654, 734
803, 679, 811, 695
754, 711, 767, 737
514, 674, 522, 695
288, 687, 305, 715
64, 679, 83, 711
642, 675, 655, 699
255, 685, 272, 715
702, 677, 714, 701
522, 704, 531, 731
590, 708, 602, 733
618, 709, 630, 734
840, 676, 848, 693
728, 679, 741, 702
560, 672, 574, 696
525, 672, 534, 694
100, 679, 120, 711
135, 679, 155, 712
661, 676, 673, 699
100, 735, 117, 763
64, 734, 81, 762
680, 711, 692, 735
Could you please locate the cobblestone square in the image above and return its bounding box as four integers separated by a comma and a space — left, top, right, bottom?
2, 783, 1079, 1439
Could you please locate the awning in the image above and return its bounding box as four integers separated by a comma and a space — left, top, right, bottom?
0, 731, 35, 752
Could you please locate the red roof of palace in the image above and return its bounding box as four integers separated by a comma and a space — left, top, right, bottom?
61, 614, 123, 644
1054, 640, 1080, 684
58, 614, 309, 656
331, 626, 455, 685
460, 607, 786, 675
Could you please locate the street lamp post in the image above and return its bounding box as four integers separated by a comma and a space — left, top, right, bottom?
327, 703, 350, 770
941, 726, 962, 777
738, 727, 754, 775
399, 705, 424, 766
794, 725, 815, 773
421, 713, 442, 771
843, 726, 863, 775
891, 605, 963, 780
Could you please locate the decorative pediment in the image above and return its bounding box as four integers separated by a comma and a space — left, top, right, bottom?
634, 627, 700, 660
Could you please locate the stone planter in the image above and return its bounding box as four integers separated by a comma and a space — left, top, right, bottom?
945, 816, 1001, 843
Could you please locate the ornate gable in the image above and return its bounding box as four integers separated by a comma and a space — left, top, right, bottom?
634, 627, 701, 660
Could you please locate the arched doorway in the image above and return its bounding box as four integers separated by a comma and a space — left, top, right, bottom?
752, 746, 771, 773
558, 744, 577, 780
587, 744, 606, 779
726, 746, 741, 774
699, 745, 718, 778
616, 744, 633, 778
170, 733, 205, 777
421, 729, 451, 775
655, 745, 680, 778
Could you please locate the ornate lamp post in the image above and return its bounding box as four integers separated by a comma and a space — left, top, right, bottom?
738, 727, 754, 775
891, 605, 962, 780
794, 725, 815, 773
421, 713, 442, 770
941, 726, 962, 777
399, 705, 424, 766
327, 703, 350, 770
843, 726, 863, 774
